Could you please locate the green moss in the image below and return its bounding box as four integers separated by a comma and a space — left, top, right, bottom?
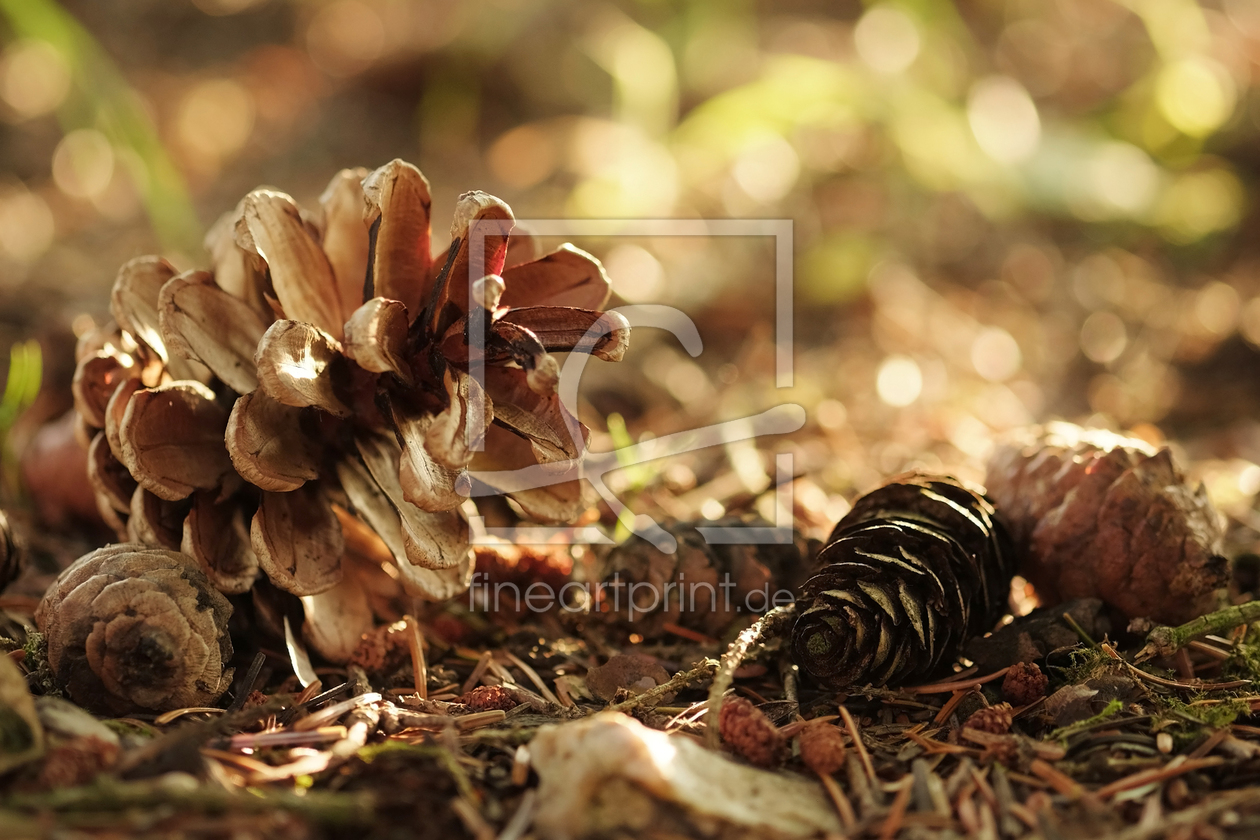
1049, 698, 1124, 742
21, 631, 59, 697
1057, 645, 1117, 684
1222, 641, 1260, 682
1159, 696, 1252, 729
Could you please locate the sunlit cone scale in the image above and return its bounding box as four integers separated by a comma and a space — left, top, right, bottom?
68, 159, 631, 662
791, 474, 1015, 689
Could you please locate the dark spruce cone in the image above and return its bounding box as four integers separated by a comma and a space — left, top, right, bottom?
791, 474, 1015, 689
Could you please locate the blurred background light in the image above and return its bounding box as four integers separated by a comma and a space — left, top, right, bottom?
605, 244, 665, 304
0, 38, 70, 120
1087, 142, 1160, 217
1079, 311, 1128, 364
0, 186, 54, 264
731, 135, 800, 204
51, 128, 113, 199
966, 76, 1040, 164
970, 327, 1021, 382
306, 0, 386, 78
176, 79, 255, 169
854, 6, 920, 74
1155, 57, 1235, 138
876, 355, 922, 407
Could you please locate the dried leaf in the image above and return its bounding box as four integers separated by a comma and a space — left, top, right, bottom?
301, 575, 374, 664
183, 489, 259, 595
111, 255, 177, 362
87, 431, 136, 514
251, 482, 345, 596
317, 166, 372, 325
126, 486, 189, 550
255, 320, 351, 416
158, 270, 270, 395
530, 714, 841, 838
362, 159, 432, 317
343, 297, 413, 382
497, 306, 630, 361
225, 390, 322, 492
117, 382, 232, 501
500, 243, 612, 310
236, 189, 344, 339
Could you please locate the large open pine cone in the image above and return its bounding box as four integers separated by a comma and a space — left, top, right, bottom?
791, 474, 1014, 689
71, 160, 630, 661
985, 422, 1226, 625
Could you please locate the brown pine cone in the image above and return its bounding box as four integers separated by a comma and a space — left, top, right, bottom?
34, 543, 234, 715
65, 159, 632, 661
965, 703, 1013, 734
798, 720, 847, 775
1002, 662, 1049, 706
719, 696, 784, 768
986, 423, 1226, 625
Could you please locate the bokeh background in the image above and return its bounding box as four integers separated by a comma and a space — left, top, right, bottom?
3, 0, 1260, 553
